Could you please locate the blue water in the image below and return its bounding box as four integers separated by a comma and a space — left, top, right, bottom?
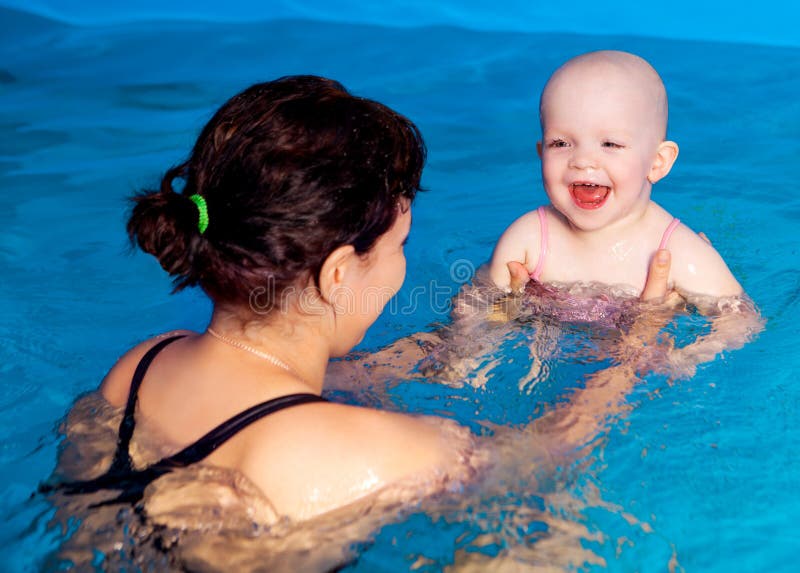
1, 3, 799, 572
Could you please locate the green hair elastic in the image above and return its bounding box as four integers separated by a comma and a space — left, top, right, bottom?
188, 194, 209, 234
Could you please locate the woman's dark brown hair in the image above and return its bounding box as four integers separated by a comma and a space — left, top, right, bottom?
127, 76, 425, 310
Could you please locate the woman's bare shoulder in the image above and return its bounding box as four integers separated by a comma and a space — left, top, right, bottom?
99, 330, 197, 407
240, 402, 471, 519
248, 402, 464, 471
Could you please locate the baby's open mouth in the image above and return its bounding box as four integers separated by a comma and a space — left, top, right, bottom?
570, 183, 610, 209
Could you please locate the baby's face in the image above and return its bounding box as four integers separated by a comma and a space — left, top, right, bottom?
538, 60, 666, 232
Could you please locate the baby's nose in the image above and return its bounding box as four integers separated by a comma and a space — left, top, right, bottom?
568, 147, 597, 170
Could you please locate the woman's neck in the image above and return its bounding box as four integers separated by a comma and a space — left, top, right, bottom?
207, 306, 330, 395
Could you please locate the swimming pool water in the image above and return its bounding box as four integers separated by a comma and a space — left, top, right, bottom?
1, 4, 799, 572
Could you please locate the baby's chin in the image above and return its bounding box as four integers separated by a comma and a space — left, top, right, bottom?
560, 206, 619, 233
563, 215, 610, 233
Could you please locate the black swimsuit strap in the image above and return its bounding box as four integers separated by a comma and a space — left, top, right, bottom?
45, 335, 329, 505
108, 335, 187, 475
61, 392, 328, 506
155, 392, 328, 468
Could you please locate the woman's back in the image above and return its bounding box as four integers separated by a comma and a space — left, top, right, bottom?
98, 332, 474, 520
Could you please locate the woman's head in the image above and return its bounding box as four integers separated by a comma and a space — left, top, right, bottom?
127, 75, 425, 313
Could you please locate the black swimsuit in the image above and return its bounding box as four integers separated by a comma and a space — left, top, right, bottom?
43, 334, 328, 505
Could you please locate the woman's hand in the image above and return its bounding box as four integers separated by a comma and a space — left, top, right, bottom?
507, 261, 530, 294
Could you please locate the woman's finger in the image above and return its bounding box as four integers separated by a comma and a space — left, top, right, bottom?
507, 261, 530, 294
640, 249, 671, 301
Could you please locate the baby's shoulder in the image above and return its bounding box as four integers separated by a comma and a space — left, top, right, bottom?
506, 206, 547, 231
494, 206, 548, 255
490, 205, 554, 287
499, 206, 555, 245
666, 221, 742, 296
646, 204, 707, 252
668, 220, 719, 253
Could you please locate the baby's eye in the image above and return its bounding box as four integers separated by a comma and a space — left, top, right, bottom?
602, 141, 624, 149
547, 139, 568, 148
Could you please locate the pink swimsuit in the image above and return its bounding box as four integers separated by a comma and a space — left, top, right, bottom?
523, 207, 681, 327
529, 206, 680, 281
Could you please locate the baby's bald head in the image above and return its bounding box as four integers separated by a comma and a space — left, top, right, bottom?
540, 50, 669, 141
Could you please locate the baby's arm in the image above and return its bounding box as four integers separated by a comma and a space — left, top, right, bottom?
488, 211, 541, 291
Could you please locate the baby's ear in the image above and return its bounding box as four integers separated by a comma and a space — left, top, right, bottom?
648, 140, 679, 183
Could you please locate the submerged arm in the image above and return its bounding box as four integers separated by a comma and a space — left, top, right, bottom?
525, 285, 682, 454
527, 263, 762, 454
661, 230, 763, 377
660, 295, 764, 379
326, 247, 676, 397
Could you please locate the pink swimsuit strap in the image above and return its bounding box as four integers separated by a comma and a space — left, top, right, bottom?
658, 218, 681, 250
530, 206, 548, 280
529, 213, 679, 281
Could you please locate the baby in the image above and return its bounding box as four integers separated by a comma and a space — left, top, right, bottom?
489, 50, 742, 298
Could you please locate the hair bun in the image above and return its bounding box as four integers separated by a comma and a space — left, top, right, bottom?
127, 169, 204, 285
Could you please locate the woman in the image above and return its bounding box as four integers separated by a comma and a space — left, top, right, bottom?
50, 75, 674, 532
